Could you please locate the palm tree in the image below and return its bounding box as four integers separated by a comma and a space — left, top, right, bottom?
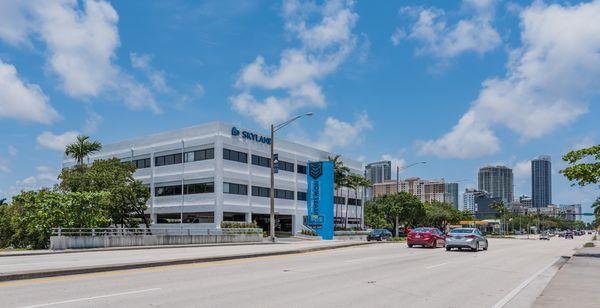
355, 176, 371, 229
344, 174, 359, 228
65, 135, 102, 166
0, 198, 6, 205
328, 155, 349, 228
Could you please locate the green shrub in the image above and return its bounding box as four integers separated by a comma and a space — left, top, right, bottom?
584, 242, 595, 248
300, 229, 318, 236
220, 221, 258, 229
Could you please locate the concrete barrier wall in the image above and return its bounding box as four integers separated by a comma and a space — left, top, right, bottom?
50, 234, 262, 250
333, 235, 367, 241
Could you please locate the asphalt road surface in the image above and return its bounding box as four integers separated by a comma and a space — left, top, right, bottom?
0, 236, 590, 308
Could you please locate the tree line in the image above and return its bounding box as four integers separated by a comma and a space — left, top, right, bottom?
0, 136, 149, 249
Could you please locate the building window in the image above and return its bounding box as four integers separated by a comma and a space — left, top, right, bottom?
278, 160, 294, 172
155, 153, 182, 167
155, 185, 182, 197
251, 154, 270, 168
348, 198, 362, 206
297, 164, 307, 174
184, 148, 215, 162
223, 148, 248, 163
275, 189, 294, 200
184, 212, 214, 223
132, 158, 150, 169
224, 182, 248, 195
297, 191, 307, 201
251, 186, 270, 197
185, 182, 214, 194
334, 196, 346, 204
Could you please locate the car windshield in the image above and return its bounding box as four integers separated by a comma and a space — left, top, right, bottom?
412, 228, 433, 233
371, 229, 384, 234
450, 229, 475, 234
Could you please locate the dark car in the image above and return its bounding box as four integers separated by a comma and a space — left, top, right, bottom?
407, 227, 446, 248
367, 229, 393, 241
565, 230, 574, 239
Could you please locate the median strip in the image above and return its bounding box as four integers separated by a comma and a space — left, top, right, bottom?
0, 241, 372, 282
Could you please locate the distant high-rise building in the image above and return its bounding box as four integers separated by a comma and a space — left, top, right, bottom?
532, 155, 552, 208
463, 189, 477, 212
445, 182, 459, 209
365, 161, 391, 184
519, 195, 533, 208
373, 178, 458, 206
478, 166, 514, 205
463, 189, 502, 219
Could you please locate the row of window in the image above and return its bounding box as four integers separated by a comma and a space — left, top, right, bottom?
154, 148, 215, 167
224, 148, 306, 174
155, 182, 215, 197
334, 196, 362, 206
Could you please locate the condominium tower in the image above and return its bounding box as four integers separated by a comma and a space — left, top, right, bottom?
532, 155, 552, 208
478, 166, 514, 205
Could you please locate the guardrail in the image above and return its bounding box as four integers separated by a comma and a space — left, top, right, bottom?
52, 227, 263, 237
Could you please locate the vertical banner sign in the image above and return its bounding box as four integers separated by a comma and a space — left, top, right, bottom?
307, 161, 334, 240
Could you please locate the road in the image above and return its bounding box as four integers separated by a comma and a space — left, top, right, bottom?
0, 236, 590, 308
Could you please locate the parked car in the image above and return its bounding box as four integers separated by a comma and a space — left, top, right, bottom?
539, 232, 550, 240
565, 230, 574, 239
446, 228, 488, 252
367, 229, 393, 241
407, 227, 446, 248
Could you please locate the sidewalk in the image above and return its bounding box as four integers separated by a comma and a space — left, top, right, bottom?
533, 242, 600, 308
0, 240, 370, 281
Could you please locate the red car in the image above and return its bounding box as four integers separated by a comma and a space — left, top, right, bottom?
407, 227, 446, 248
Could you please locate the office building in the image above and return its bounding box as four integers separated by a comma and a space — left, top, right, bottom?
560, 204, 582, 221
372, 177, 458, 206
519, 195, 533, 208
365, 161, 391, 184
463, 189, 503, 219
463, 189, 476, 212
478, 165, 513, 205
445, 182, 459, 209
532, 155, 552, 208
62, 122, 364, 235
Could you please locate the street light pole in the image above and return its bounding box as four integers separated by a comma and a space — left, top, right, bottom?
396, 161, 427, 193
269, 112, 314, 242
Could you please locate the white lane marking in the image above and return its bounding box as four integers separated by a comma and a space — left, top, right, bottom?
425, 262, 448, 269
491, 260, 557, 308
19, 288, 161, 308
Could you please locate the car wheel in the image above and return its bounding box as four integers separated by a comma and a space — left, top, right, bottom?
408, 244, 413, 248
472, 241, 479, 252
483, 241, 488, 251
446, 246, 451, 251
429, 240, 436, 248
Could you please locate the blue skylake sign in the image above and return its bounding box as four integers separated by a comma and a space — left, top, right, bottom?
231, 127, 271, 145
307, 161, 334, 240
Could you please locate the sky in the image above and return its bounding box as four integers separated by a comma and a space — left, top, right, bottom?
0, 0, 598, 221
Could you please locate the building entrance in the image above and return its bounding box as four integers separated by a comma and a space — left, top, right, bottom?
252, 214, 293, 236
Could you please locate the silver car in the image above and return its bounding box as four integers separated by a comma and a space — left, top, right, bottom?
445, 228, 488, 252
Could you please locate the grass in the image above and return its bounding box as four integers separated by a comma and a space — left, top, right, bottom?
584, 242, 595, 248
389, 237, 406, 242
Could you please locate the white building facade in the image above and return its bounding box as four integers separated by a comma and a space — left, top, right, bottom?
63, 122, 364, 235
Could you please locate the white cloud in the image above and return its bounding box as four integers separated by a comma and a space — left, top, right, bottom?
390, 28, 405, 46
130, 52, 169, 93
6, 166, 59, 197
0, 0, 160, 113
572, 135, 597, 150
0, 59, 59, 124
312, 112, 372, 151
512, 160, 531, 182
83, 110, 103, 134
419, 1, 600, 158
397, 0, 500, 59
36, 131, 79, 152
7, 145, 17, 157
231, 0, 358, 127
381, 154, 406, 174
0, 156, 9, 173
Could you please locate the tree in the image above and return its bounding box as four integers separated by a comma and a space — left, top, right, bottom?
0, 198, 6, 205
59, 158, 151, 229
8, 190, 111, 249
65, 135, 102, 166
422, 201, 463, 231
328, 155, 349, 226
372, 192, 425, 236
364, 200, 389, 229
560, 144, 600, 225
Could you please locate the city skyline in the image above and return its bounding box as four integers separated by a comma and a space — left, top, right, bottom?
0, 1, 598, 221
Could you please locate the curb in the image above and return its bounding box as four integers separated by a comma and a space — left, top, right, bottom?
0, 241, 372, 282
0, 241, 276, 258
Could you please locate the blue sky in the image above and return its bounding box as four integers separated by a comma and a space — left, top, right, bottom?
0, 0, 598, 220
